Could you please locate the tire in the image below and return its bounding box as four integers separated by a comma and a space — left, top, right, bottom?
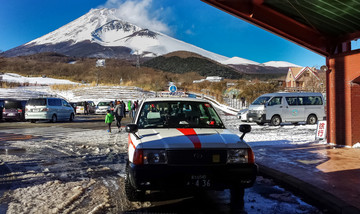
51, 114, 57, 123
307, 114, 317, 125
69, 113, 74, 122
125, 165, 145, 201
271, 115, 281, 126
230, 187, 245, 201
30, 120, 36, 123
256, 122, 264, 126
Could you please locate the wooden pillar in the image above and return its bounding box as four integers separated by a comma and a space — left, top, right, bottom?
327, 50, 360, 147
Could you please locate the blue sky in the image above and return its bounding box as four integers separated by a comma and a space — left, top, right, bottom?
0, 0, 325, 67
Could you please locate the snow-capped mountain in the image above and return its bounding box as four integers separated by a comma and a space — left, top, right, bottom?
222, 57, 260, 65
262, 61, 301, 68
3, 8, 300, 68
9, 8, 225, 62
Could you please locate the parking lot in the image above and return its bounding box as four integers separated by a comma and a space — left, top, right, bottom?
0, 113, 326, 213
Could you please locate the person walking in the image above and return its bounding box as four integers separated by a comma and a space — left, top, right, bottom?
114, 100, 124, 132
128, 100, 132, 118
105, 109, 114, 133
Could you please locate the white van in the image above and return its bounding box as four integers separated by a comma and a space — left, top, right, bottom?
247, 92, 326, 126
25, 97, 75, 123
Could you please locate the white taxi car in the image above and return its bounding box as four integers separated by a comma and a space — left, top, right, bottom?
125, 97, 257, 201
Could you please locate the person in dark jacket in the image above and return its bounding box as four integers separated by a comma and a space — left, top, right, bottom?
114, 100, 124, 132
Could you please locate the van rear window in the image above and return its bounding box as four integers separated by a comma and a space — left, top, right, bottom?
27, 99, 47, 106
4, 101, 23, 109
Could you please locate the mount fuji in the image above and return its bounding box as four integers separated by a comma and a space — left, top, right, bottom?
3, 8, 300, 68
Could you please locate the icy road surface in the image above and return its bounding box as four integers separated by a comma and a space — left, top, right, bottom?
0, 115, 325, 214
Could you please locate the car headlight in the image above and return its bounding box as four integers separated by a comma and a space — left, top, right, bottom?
143, 149, 167, 164
227, 149, 250, 164
257, 110, 265, 115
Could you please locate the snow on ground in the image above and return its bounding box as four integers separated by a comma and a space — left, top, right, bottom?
0, 73, 328, 213
1, 73, 78, 85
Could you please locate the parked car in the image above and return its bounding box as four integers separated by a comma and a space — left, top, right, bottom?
95, 101, 111, 114
75, 101, 96, 114
247, 92, 326, 126
237, 109, 249, 122
125, 97, 257, 201
25, 97, 75, 123
2, 99, 27, 121
0, 99, 4, 121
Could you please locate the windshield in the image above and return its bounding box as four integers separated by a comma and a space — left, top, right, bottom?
97, 102, 110, 106
137, 101, 225, 129
4, 101, 23, 109
251, 96, 271, 105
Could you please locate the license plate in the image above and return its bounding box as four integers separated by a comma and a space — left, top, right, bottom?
186, 175, 211, 187
32, 109, 39, 112
8, 113, 15, 116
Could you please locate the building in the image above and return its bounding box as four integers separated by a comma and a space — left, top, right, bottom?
285, 67, 320, 91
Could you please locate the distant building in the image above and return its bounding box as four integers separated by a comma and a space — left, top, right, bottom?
193, 76, 224, 83
285, 67, 320, 91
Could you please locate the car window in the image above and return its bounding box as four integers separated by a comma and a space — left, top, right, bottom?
62, 100, 71, 107
27, 98, 47, 106
285, 97, 298, 106
267, 97, 282, 106
98, 102, 109, 106
137, 101, 225, 129
251, 96, 271, 105
4, 101, 23, 109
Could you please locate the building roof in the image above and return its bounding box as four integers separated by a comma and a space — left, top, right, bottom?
202, 0, 360, 56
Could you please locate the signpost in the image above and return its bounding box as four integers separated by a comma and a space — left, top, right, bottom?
316, 121, 327, 140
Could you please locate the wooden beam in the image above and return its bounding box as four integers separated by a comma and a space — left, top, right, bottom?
202, 0, 330, 56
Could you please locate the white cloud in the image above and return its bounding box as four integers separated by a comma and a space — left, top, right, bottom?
101, 0, 171, 35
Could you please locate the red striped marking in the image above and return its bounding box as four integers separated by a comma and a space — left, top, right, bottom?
128, 134, 136, 149
177, 128, 201, 149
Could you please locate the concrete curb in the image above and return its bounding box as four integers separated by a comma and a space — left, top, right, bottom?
258, 164, 360, 214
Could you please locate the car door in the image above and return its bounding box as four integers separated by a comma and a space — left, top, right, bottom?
265, 96, 283, 121
283, 97, 304, 122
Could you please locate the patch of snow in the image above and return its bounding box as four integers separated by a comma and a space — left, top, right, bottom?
221, 57, 260, 65
261, 61, 301, 68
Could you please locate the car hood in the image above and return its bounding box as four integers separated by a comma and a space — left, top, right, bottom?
136, 128, 249, 149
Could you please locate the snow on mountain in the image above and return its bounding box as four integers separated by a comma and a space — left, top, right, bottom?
221, 57, 260, 65
25, 8, 228, 63
262, 61, 301, 68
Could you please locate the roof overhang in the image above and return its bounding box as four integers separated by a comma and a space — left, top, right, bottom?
201, 0, 360, 57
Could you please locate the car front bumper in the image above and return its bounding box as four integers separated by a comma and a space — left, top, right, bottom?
128, 163, 258, 191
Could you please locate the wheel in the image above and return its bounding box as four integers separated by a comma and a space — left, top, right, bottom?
125, 165, 145, 201
69, 113, 74, 122
307, 114, 317, 125
230, 187, 245, 202
30, 120, 36, 123
271, 115, 281, 126
51, 114, 57, 123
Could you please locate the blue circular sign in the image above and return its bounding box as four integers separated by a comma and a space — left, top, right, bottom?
169, 85, 177, 92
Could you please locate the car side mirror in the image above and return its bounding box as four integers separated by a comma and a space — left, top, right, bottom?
126, 124, 138, 133
239, 124, 251, 140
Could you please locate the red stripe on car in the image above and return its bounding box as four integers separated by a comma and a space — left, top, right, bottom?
128, 134, 136, 149
177, 128, 201, 149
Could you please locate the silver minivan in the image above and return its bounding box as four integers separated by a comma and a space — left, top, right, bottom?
247, 92, 326, 126
25, 97, 75, 123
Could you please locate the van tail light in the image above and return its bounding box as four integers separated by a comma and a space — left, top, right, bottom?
133, 149, 144, 165
41, 108, 49, 112
17, 109, 23, 113
248, 148, 255, 164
